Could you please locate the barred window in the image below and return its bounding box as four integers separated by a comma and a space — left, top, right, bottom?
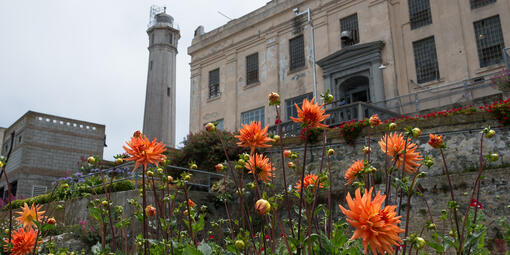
413, 36, 440, 84
241, 107, 265, 127
340, 13, 359, 47
208, 68, 220, 98
246, 53, 259, 85
474, 15, 505, 68
289, 35, 305, 71
408, 0, 432, 29
286, 93, 313, 121
169, 33, 173, 45
470, 0, 496, 9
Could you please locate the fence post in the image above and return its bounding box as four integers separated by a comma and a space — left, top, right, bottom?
414, 93, 419, 112
463, 80, 472, 100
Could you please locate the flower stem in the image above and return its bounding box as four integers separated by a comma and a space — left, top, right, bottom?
182, 182, 195, 246
439, 148, 462, 250
142, 165, 149, 254
296, 128, 309, 255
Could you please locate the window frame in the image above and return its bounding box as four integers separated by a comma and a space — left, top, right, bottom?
412, 36, 440, 84
241, 107, 265, 127
473, 15, 505, 68
408, 0, 432, 30
208, 68, 220, 99
246, 53, 259, 85
289, 35, 306, 71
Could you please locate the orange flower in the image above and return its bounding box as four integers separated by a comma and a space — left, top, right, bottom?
379, 132, 423, 174
428, 134, 445, 149
3, 227, 39, 255
345, 160, 364, 185
290, 98, 330, 128
235, 121, 274, 153
123, 131, 167, 171
369, 114, 382, 127
295, 174, 324, 191
339, 188, 404, 255
187, 199, 196, 208
145, 205, 156, 217
15, 203, 45, 228
244, 153, 274, 183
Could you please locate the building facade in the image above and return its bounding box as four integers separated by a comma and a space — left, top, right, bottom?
188, 0, 509, 133
143, 10, 180, 148
0, 111, 105, 199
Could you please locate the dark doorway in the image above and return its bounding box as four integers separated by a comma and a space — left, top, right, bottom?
337, 76, 370, 104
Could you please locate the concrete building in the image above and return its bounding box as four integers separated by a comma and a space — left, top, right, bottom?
143, 9, 180, 147
188, 0, 510, 134
0, 111, 105, 199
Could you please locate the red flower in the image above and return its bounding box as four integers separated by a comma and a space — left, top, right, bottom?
470, 199, 483, 209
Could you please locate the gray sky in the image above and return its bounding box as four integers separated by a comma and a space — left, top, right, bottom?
0, 0, 268, 160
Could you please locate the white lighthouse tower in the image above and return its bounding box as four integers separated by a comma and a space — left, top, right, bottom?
143, 7, 180, 147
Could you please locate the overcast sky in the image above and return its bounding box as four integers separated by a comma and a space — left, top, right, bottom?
0, 0, 268, 160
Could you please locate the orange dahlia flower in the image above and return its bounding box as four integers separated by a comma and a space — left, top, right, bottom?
379, 132, 423, 174
295, 174, 324, 191
290, 98, 330, 128
187, 199, 196, 208
123, 131, 167, 171
235, 121, 274, 153
345, 160, 364, 185
15, 203, 45, 228
3, 227, 39, 255
339, 188, 404, 255
428, 134, 445, 149
245, 153, 274, 183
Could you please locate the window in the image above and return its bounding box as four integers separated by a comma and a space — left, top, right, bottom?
474, 16, 505, 68
150, 61, 153, 70
470, 0, 496, 9
340, 14, 359, 47
289, 35, 305, 71
413, 36, 440, 83
208, 68, 220, 98
246, 53, 259, 85
408, 0, 432, 29
167, 87, 170, 97
241, 107, 265, 127
32, 185, 47, 197
169, 33, 173, 44
286, 93, 313, 120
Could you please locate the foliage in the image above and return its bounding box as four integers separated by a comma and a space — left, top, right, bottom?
168, 130, 247, 171
338, 119, 368, 145
480, 98, 510, 125
299, 127, 323, 144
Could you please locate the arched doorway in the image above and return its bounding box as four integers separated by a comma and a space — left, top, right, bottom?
337, 76, 370, 104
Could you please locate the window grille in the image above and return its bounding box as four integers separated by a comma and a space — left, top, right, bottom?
470, 0, 496, 9
286, 93, 313, 120
408, 0, 432, 29
413, 36, 440, 84
32, 185, 47, 197
246, 53, 259, 85
340, 14, 359, 47
289, 35, 305, 71
209, 69, 220, 98
241, 107, 265, 127
474, 15, 505, 68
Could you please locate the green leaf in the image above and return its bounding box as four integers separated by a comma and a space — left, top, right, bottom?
88, 207, 102, 221
197, 242, 212, 255
183, 246, 202, 255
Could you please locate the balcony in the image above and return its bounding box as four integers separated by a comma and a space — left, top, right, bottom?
268, 101, 399, 137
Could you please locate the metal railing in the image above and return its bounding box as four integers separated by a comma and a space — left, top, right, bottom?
268, 101, 399, 137
69, 163, 224, 193
373, 71, 502, 115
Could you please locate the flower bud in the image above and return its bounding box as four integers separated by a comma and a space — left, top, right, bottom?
133, 130, 142, 138
115, 158, 123, 164
167, 176, 174, 183
235, 240, 245, 249
287, 162, 295, 169
87, 156, 96, 164
147, 171, 154, 177
268, 92, 280, 106
414, 237, 425, 250
0, 162, 4, 168
489, 153, 499, 162
369, 114, 382, 127
215, 163, 225, 172
388, 122, 397, 130
205, 122, 216, 132
190, 163, 198, 170
102, 200, 109, 207
61, 183, 69, 189
362, 146, 371, 154
255, 199, 271, 215
283, 150, 292, 158
145, 205, 156, 217
485, 129, 496, 138
47, 217, 56, 225
412, 128, 422, 138
157, 168, 164, 175
327, 148, 335, 156
326, 94, 334, 104
273, 135, 280, 143
426, 223, 436, 230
